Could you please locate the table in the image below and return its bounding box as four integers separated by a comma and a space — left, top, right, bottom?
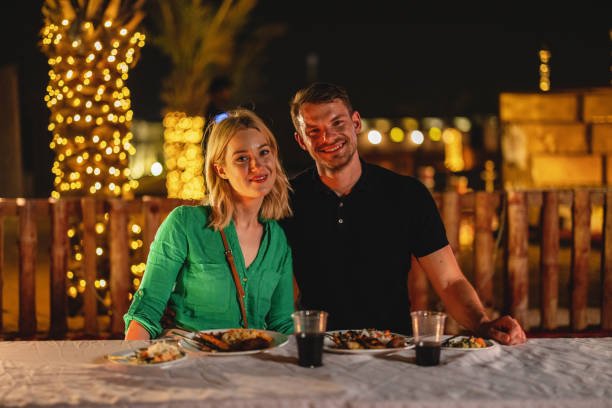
0, 337, 610, 407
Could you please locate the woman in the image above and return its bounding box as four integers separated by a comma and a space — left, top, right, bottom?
124, 109, 294, 339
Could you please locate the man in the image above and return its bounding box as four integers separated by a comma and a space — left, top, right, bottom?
281, 82, 526, 345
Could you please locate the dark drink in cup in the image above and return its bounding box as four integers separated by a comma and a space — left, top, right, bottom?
296, 332, 324, 367
415, 341, 441, 366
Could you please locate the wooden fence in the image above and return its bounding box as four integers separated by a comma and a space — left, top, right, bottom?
0, 190, 610, 339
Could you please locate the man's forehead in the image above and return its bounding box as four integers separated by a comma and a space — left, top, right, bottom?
298, 100, 350, 123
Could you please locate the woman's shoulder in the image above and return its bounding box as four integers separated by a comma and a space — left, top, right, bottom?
166, 204, 211, 225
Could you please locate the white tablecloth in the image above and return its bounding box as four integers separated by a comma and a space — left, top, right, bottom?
0, 337, 610, 407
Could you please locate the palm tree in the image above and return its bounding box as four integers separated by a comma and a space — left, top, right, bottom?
151, 0, 257, 200
40, 0, 146, 199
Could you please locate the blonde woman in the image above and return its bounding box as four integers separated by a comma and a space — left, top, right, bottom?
124, 109, 294, 339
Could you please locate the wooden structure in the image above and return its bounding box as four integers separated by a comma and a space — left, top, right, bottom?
0, 191, 610, 338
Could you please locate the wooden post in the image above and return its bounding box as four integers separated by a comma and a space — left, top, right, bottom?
506, 191, 529, 329
0, 213, 4, 332
602, 190, 612, 330
18, 200, 37, 337
49, 199, 68, 338
474, 191, 495, 307
142, 196, 162, 261
0, 199, 18, 333
109, 199, 130, 336
570, 190, 591, 331
442, 191, 461, 255
408, 256, 429, 311
540, 191, 560, 330
81, 198, 99, 335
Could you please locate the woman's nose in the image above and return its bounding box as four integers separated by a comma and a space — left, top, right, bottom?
249, 157, 262, 171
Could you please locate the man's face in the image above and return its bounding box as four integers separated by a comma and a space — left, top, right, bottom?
294, 99, 361, 173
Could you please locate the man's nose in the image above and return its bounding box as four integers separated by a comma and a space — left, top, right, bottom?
321, 129, 330, 143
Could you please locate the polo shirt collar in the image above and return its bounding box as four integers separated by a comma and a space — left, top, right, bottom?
310, 159, 372, 197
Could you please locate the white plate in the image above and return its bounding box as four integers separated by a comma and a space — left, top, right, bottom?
106, 346, 188, 368
441, 335, 498, 351
323, 330, 414, 354
178, 329, 289, 356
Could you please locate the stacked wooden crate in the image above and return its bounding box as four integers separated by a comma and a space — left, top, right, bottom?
500, 87, 612, 188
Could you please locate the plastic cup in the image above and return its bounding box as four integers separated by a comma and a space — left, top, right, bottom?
411, 310, 446, 366
291, 310, 328, 368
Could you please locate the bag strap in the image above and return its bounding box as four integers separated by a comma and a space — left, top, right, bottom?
219, 230, 248, 328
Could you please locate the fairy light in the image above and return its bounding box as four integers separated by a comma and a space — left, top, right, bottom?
40, 1, 145, 198
163, 112, 206, 199
40, 0, 147, 323
539, 46, 551, 92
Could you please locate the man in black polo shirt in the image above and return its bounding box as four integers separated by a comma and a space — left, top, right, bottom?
281, 82, 526, 345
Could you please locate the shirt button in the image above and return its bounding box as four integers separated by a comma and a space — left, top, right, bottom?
242, 277, 247, 283
338, 218, 344, 224
339, 202, 344, 207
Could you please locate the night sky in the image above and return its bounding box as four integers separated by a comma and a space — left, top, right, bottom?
2, 2, 611, 196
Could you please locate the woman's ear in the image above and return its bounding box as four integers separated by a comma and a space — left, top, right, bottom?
214, 163, 229, 179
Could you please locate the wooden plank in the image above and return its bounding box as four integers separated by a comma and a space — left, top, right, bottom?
408, 256, 429, 311
0, 215, 4, 331
602, 190, 612, 330
18, 201, 37, 337
0, 198, 18, 216
500, 93, 578, 122
81, 198, 99, 335
49, 199, 68, 338
540, 191, 560, 330
142, 196, 162, 261
109, 199, 130, 336
474, 192, 495, 307
571, 190, 591, 331
507, 191, 529, 329
442, 192, 461, 255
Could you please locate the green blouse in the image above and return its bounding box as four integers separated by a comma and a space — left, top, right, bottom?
123, 205, 294, 338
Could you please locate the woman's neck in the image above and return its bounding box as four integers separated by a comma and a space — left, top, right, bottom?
232, 198, 263, 229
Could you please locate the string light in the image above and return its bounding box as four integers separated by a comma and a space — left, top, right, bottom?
40, 2, 145, 198
539, 46, 551, 92
40, 0, 147, 321
163, 112, 206, 199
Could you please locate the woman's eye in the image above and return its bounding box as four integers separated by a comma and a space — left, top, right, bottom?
236, 156, 249, 163
260, 149, 270, 156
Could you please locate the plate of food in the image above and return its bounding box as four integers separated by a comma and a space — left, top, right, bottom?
324, 329, 413, 354
106, 340, 188, 368
441, 335, 497, 350
176, 328, 289, 356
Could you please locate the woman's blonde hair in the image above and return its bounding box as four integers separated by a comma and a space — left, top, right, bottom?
204, 108, 292, 230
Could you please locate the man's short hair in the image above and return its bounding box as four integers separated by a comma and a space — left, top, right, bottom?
290, 82, 353, 132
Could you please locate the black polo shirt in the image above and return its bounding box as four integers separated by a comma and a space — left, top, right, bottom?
280, 162, 448, 334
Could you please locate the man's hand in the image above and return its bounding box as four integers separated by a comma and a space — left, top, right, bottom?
478, 315, 527, 345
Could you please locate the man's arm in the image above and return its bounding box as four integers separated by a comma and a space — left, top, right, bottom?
415, 245, 526, 345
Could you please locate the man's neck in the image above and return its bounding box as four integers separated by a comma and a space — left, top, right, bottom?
317, 155, 362, 197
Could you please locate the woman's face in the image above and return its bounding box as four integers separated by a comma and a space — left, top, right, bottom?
215, 128, 277, 203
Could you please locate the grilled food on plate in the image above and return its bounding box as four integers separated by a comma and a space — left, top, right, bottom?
193, 329, 274, 352
328, 329, 407, 350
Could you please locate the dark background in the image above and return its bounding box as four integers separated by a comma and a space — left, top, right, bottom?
2, 1, 611, 196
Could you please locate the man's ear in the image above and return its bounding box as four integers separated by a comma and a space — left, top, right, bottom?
214, 163, 229, 179
294, 131, 307, 151
351, 110, 362, 133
